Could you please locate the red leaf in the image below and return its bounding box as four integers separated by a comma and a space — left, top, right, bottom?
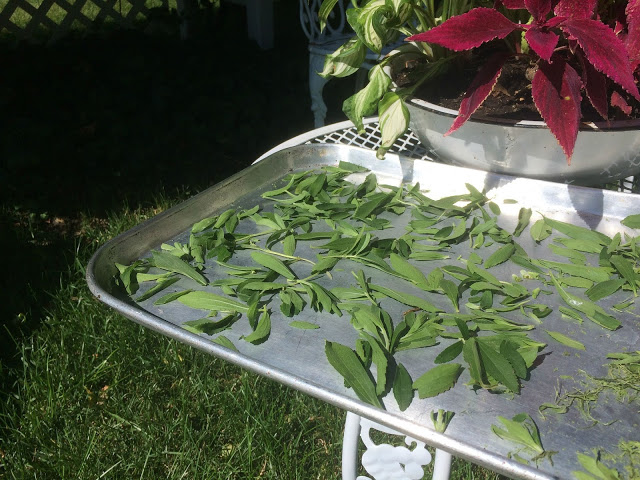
625, 0, 640, 69
445, 53, 510, 135
611, 91, 633, 116
407, 8, 518, 51
525, 26, 559, 61
561, 18, 640, 100
525, 0, 552, 22
532, 58, 583, 163
553, 0, 596, 19
582, 58, 608, 120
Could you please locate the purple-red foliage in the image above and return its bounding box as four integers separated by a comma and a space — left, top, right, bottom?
407, 0, 640, 163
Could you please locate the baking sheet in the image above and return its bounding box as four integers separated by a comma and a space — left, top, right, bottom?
87, 144, 640, 480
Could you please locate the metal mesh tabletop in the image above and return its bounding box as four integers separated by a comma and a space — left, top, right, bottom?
259, 119, 640, 194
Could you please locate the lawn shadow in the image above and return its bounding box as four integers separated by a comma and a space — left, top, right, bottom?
0, 0, 358, 380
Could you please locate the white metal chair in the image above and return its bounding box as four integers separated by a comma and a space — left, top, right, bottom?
342, 412, 453, 480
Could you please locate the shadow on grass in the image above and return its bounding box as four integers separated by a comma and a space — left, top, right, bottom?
0, 0, 357, 379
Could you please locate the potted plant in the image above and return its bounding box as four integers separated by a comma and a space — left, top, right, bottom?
319, 0, 640, 184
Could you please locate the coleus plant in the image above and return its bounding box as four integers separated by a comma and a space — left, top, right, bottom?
407, 0, 640, 163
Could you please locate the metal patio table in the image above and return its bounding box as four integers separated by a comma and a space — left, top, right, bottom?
87, 119, 640, 480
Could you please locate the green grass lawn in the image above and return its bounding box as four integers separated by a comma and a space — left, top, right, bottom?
0, 4, 508, 478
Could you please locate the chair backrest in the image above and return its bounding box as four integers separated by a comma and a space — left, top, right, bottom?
299, 0, 351, 44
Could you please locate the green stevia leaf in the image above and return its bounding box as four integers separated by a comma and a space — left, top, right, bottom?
361, 334, 389, 396
409, 252, 450, 261
491, 414, 544, 455
499, 341, 528, 379
250, 251, 296, 280
369, 283, 441, 312
317, 236, 359, 252
440, 279, 460, 311
295, 232, 336, 241
537, 259, 611, 282
554, 237, 603, 253
470, 218, 497, 235
213, 208, 236, 229
183, 313, 239, 336
249, 213, 281, 230
463, 338, 483, 385
241, 281, 288, 291
178, 291, 249, 313
135, 276, 180, 302
575, 453, 621, 480
513, 208, 532, 237
502, 199, 518, 204
546, 330, 585, 350
548, 244, 587, 264
150, 251, 208, 285
261, 172, 307, 198
434, 340, 463, 364
477, 340, 519, 393
538, 402, 569, 416
510, 255, 545, 274
489, 202, 501, 215
283, 234, 296, 256
588, 311, 621, 331
621, 213, 640, 229
550, 275, 620, 330
243, 309, 271, 344
389, 253, 429, 288
544, 217, 611, 245
558, 276, 593, 289
393, 363, 414, 411
289, 321, 320, 330
136, 272, 172, 282
413, 363, 463, 399
337, 161, 369, 173
325, 341, 382, 408
191, 216, 218, 233
484, 243, 515, 268
559, 306, 584, 323
154, 289, 192, 305
312, 256, 340, 274
609, 254, 638, 294
213, 335, 238, 352
354, 192, 392, 220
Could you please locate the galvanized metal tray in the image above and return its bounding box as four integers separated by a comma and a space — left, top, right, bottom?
87, 144, 640, 480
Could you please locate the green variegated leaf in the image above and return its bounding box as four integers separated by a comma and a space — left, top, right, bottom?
318, 0, 341, 32
343, 65, 392, 132
347, 1, 392, 53
320, 38, 367, 78
377, 92, 409, 159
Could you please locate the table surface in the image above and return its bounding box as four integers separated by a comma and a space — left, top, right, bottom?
88, 121, 640, 480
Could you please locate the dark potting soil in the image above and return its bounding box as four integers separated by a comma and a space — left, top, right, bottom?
401, 57, 640, 123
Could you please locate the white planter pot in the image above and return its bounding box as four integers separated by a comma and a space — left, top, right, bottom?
406, 97, 640, 185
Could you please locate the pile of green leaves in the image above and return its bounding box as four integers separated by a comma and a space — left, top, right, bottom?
116, 161, 640, 467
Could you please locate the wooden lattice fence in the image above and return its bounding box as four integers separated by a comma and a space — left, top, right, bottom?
0, 0, 173, 42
